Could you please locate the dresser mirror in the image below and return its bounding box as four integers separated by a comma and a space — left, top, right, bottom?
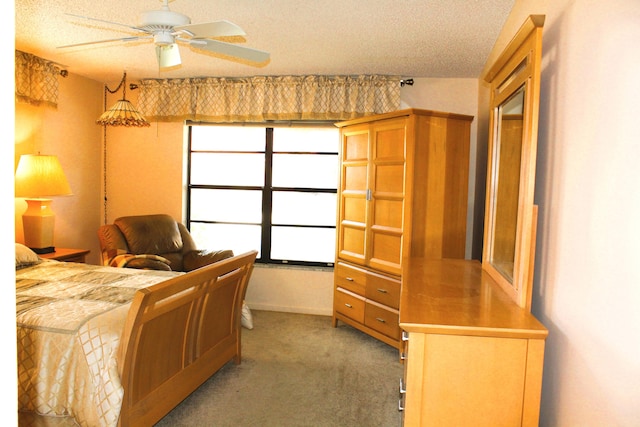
482, 15, 545, 310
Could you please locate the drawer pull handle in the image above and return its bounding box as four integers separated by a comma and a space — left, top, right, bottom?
345, 277, 354, 281
375, 317, 386, 323
344, 303, 353, 308
398, 379, 406, 412
377, 288, 388, 294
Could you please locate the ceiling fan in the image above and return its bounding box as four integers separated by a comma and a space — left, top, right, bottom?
58, 0, 270, 70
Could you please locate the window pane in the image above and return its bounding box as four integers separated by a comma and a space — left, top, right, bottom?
272, 154, 338, 188
271, 226, 335, 263
191, 126, 266, 151
191, 153, 265, 186
273, 127, 339, 153
189, 123, 338, 265
272, 192, 336, 226
190, 222, 262, 257
191, 188, 262, 223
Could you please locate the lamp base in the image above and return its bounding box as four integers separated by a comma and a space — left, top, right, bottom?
30, 246, 56, 254
22, 198, 57, 253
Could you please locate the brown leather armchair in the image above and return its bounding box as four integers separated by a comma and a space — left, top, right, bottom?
97, 214, 233, 271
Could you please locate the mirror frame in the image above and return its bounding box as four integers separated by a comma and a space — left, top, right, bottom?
482, 15, 545, 310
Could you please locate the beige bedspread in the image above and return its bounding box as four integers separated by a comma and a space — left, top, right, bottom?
16, 260, 181, 427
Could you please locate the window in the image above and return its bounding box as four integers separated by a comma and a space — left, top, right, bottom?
187, 123, 339, 267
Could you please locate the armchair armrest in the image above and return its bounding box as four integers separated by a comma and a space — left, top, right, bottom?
108, 253, 172, 271
182, 249, 234, 272
98, 224, 130, 265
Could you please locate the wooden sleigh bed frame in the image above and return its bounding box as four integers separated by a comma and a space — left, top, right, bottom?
116, 250, 257, 426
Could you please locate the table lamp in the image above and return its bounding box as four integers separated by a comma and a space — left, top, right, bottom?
15, 154, 72, 254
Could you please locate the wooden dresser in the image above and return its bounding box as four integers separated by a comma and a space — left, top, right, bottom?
399, 257, 548, 426
331, 109, 473, 349
395, 16, 549, 425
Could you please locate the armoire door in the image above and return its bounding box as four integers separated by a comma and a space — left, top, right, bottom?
367, 117, 408, 276
337, 118, 408, 276
337, 123, 370, 265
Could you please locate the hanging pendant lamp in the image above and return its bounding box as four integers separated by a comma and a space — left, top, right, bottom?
97, 72, 150, 127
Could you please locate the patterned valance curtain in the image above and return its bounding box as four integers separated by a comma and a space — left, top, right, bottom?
15, 50, 61, 107
137, 75, 401, 122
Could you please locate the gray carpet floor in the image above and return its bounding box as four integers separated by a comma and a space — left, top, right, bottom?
155, 310, 404, 427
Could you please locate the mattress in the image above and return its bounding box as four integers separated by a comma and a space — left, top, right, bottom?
16, 260, 181, 427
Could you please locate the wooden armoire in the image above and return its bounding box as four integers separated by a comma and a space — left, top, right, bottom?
331, 108, 473, 349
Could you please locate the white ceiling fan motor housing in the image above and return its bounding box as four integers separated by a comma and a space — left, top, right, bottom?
140, 8, 191, 46
140, 9, 190, 27
140, 9, 190, 45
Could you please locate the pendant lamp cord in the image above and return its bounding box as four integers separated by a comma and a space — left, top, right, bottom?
101, 72, 128, 225
103, 119, 107, 225
105, 72, 128, 99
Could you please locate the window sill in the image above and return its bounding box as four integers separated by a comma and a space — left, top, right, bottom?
253, 263, 334, 272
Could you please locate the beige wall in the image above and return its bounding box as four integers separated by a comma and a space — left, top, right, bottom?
99, 78, 480, 316
101, 118, 186, 223
106, 79, 480, 229
8, 0, 640, 422
485, 0, 640, 425
399, 77, 479, 258
11, 72, 479, 317
248, 265, 335, 315
3, 5, 16, 421
14, 73, 103, 265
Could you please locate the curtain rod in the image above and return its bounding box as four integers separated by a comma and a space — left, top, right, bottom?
186, 120, 338, 128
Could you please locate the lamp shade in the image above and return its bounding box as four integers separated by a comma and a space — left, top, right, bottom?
15, 154, 72, 198
96, 99, 150, 127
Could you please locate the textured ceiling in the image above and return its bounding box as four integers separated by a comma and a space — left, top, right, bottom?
15, 0, 515, 84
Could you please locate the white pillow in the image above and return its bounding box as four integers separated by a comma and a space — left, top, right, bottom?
15, 243, 41, 269
241, 301, 254, 330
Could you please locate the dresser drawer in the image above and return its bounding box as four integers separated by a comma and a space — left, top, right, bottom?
364, 271, 400, 309
335, 262, 367, 295
334, 288, 365, 323
365, 300, 400, 340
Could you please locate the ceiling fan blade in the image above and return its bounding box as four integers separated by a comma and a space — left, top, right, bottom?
65, 13, 146, 34
57, 36, 150, 49
156, 43, 182, 69
191, 39, 270, 63
174, 20, 246, 38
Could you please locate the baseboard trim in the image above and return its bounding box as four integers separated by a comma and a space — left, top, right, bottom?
245, 302, 332, 317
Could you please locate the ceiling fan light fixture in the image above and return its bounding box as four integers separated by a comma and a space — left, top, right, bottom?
157, 43, 182, 69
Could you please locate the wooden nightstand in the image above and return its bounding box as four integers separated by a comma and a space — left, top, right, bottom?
39, 248, 90, 263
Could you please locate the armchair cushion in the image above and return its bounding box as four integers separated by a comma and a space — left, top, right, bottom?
183, 249, 234, 272
114, 215, 183, 255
